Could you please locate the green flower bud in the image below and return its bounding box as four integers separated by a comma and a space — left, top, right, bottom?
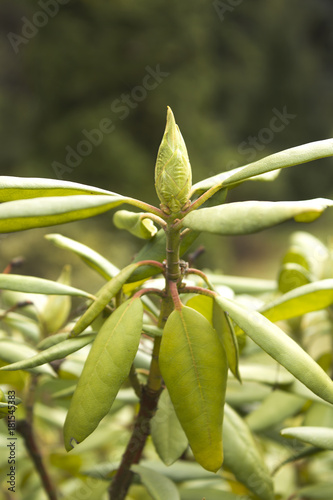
155, 107, 192, 214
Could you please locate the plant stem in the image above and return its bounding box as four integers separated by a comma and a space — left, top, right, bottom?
108, 223, 182, 499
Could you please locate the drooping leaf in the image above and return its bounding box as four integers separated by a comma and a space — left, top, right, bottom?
63, 298, 143, 450
113, 210, 157, 239
192, 139, 333, 192
0, 339, 56, 377
245, 390, 305, 432
151, 388, 188, 466
215, 296, 333, 405
159, 306, 227, 472
259, 279, 333, 323
71, 263, 139, 337
45, 233, 119, 280
281, 426, 333, 450
131, 464, 180, 500
0, 334, 95, 372
213, 298, 240, 381
0, 274, 93, 299
278, 262, 313, 293
223, 403, 275, 500
182, 199, 333, 235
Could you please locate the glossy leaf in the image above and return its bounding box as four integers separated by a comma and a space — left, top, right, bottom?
71, 263, 139, 336
281, 426, 333, 450
183, 199, 333, 235
215, 296, 333, 405
45, 233, 119, 280
159, 306, 227, 472
0, 274, 93, 299
132, 464, 180, 500
151, 388, 188, 466
0, 339, 56, 377
0, 194, 128, 233
0, 334, 95, 372
259, 279, 333, 323
63, 298, 143, 450
192, 139, 333, 192
213, 298, 240, 381
223, 403, 275, 500
113, 210, 157, 239
245, 390, 305, 432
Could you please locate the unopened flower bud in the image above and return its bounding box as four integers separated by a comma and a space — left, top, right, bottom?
155, 107, 192, 214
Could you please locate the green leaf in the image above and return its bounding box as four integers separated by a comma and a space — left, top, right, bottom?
245, 390, 305, 432
182, 199, 333, 235
0, 176, 118, 201
71, 263, 139, 337
213, 298, 240, 381
151, 388, 188, 466
192, 139, 333, 192
295, 482, 333, 499
259, 279, 333, 323
63, 298, 143, 450
0, 339, 56, 377
159, 306, 227, 472
281, 426, 333, 450
235, 363, 294, 386
180, 489, 241, 500
113, 210, 157, 239
0, 334, 95, 372
223, 403, 275, 500
131, 464, 180, 500
0, 195, 128, 233
45, 233, 119, 280
215, 296, 333, 405
207, 274, 277, 294
130, 228, 199, 282
278, 262, 312, 293
0, 310, 41, 342
41, 265, 72, 334
0, 273, 93, 299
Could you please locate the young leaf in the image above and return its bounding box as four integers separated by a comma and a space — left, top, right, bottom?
223, 403, 275, 500
0, 334, 95, 372
151, 388, 188, 466
113, 210, 157, 239
0, 274, 93, 299
45, 233, 120, 280
213, 298, 240, 381
0, 339, 56, 377
71, 263, 139, 336
281, 426, 333, 450
182, 199, 333, 235
215, 296, 333, 405
192, 138, 333, 192
131, 464, 180, 500
159, 306, 227, 472
63, 298, 143, 451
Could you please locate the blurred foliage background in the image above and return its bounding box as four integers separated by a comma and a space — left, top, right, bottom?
0, 0, 333, 285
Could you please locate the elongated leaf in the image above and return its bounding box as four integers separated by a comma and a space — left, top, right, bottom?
0, 310, 41, 342
183, 199, 333, 235
223, 403, 274, 500
226, 380, 272, 407
0, 176, 118, 201
113, 210, 157, 239
151, 388, 188, 466
0, 274, 93, 299
0, 334, 95, 372
207, 274, 277, 294
63, 298, 143, 450
180, 489, 242, 500
0, 339, 56, 376
192, 139, 333, 192
45, 233, 119, 280
235, 363, 294, 386
159, 306, 227, 472
245, 390, 305, 432
259, 279, 333, 323
131, 464, 180, 500
281, 426, 333, 450
278, 262, 312, 293
71, 263, 139, 336
0, 195, 128, 233
130, 228, 199, 282
295, 482, 333, 499
215, 296, 333, 405
213, 298, 240, 381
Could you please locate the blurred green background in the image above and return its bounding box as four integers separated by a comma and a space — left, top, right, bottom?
0, 0, 333, 287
